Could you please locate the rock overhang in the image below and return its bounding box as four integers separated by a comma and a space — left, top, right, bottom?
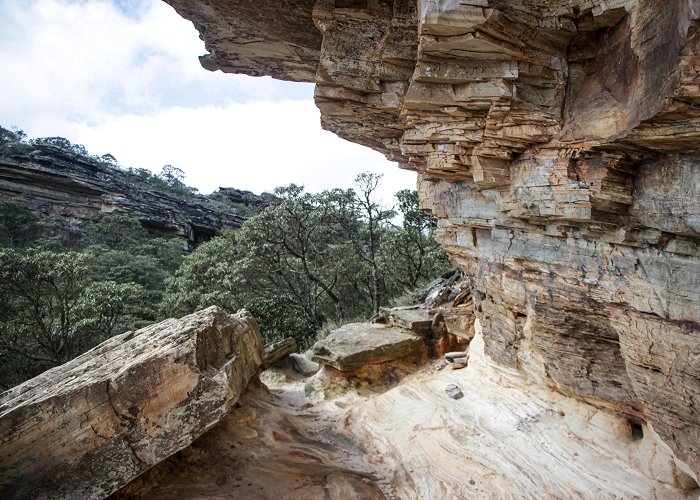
162, 0, 700, 480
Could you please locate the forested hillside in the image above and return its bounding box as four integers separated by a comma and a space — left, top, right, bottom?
0, 126, 451, 389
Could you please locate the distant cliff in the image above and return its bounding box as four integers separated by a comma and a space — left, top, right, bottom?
0, 142, 265, 246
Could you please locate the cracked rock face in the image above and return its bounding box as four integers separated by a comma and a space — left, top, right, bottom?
0, 144, 262, 246
165, 0, 699, 479
0, 306, 263, 500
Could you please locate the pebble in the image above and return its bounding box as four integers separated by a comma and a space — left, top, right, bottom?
445, 384, 464, 399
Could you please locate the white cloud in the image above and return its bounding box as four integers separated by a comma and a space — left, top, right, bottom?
0, 0, 414, 202
74, 100, 416, 203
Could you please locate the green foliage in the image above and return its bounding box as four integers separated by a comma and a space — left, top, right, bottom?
162, 232, 240, 316
82, 212, 150, 249
0, 125, 26, 145
123, 165, 199, 200
379, 188, 451, 291
0, 152, 451, 388
0, 209, 186, 390
0, 249, 143, 388
163, 176, 452, 349
31, 136, 89, 156
0, 199, 37, 247
100, 153, 118, 165
0, 125, 30, 155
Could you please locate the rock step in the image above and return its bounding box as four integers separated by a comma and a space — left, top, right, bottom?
377, 306, 435, 335
262, 337, 298, 369
289, 353, 320, 377
311, 323, 425, 372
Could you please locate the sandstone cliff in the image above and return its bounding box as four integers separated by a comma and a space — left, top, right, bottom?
0, 143, 264, 246
164, 0, 700, 481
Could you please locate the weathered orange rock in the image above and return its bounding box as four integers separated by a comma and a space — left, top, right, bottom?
0, 306, 263, 499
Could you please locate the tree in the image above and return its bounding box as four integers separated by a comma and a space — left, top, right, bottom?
352, 172, 395, 314
83, 212, 150, 249
162, 231, 241, 317
159, 164, 186, 186
235, 185, 351, 328
100, 153, 118, 165
0, 249, 142, 383
0, 125, 29, 155
0, 199, 36, 247
379, 189, 451, 290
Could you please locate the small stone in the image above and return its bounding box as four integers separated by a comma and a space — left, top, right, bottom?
445, 384, 464, 399
289, 353, 320, 377
451, 356, 467, 369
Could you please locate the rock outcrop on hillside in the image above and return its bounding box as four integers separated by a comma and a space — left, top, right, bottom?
0, 144, 264, 246
0, 306, 263, 500
164, 0, 700, 480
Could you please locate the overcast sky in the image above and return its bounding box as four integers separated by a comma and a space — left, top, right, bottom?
0, 0, 415, 202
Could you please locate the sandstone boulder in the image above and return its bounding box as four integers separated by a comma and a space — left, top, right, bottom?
262, 337, 298, 369
312, 323, 425, 372
0, 306, 263, 500
377, 306, 434, 335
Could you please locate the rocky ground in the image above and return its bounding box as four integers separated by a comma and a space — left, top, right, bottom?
2, 291, 697, 498
114, 321, 698, 499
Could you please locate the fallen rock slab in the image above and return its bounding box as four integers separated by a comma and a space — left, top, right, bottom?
262, 337, 298, 369
312, 323, 425, 372
377, 306, 434, 335
0, 305, 263, 500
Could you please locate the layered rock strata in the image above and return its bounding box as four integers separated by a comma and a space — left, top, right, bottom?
163, 0, 321, 81
0, 144, 263, 246
165, 0, 700, 480
0, 306, 263, 499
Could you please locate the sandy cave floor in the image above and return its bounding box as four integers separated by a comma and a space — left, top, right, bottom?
114, 330, 699, 499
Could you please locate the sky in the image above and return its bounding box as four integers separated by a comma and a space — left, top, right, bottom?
0, 0, 415, 202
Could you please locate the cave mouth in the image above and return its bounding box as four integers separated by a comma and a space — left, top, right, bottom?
630, 421, 644, 441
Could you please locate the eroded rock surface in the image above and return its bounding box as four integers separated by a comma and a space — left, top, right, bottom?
113, 323, 699, 499
0, 306, 263, 500
166, 0, 700, 479
162, 0, 321, 81
312, 322, 426, 371
347, 323, 699, 498
0, 144, 265, 246
113, 381, 387, 500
